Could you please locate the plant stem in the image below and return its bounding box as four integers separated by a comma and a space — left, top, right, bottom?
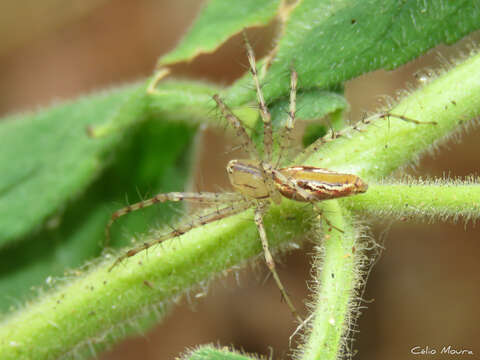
342, 182, 480, 223
299, 201, 363, 360
0, 203, 313, 360
181, 344, 261, 360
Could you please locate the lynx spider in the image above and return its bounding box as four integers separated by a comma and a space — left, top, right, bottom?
106, 35, 370, 322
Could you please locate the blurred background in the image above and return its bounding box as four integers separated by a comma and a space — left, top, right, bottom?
1, 1, 479, 359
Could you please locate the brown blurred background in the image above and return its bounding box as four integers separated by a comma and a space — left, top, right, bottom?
1, 1, 479, 359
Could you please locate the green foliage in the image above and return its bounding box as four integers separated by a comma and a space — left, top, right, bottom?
0, 1, 480, 360
270, 89, 348, 130
226, 0, 480, 105
159, 0, 280, 65
0, 84, 138, 246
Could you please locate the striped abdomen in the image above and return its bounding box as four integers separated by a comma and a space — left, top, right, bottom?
274, 166, 368, 202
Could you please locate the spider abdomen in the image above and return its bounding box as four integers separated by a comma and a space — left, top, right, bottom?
275, 166, 368, 202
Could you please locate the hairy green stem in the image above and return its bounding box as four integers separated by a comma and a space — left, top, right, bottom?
181, 344, 261, 360
342, 182, 480, 223
0, 203, 313, 360
299, 201, 362, 360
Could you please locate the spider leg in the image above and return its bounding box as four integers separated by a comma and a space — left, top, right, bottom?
212, 94, 259, 160
109, 201, 252, 271
297, 110, 437, 162
376, 112, 438, 125
312, 203, 345, 234
243, 31, 273, 163
106, 192, 244, 246
276, 67, 298, 167
254, 203, 303, 323
269, 166, 314, 202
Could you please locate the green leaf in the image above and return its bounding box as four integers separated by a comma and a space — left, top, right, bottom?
0, 117, 197, 313
0, 83, 145, 246
270, 89, 347, 127
269, 88, 348, 147
91, 79, 222, 137
159, 0, 280, 65
251, 88, 348, 157
0, 77, 220, 249
148, 80, 222, 124
226, 0, 480, 104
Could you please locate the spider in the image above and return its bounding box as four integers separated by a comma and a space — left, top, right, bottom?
105, 35, 369, 322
